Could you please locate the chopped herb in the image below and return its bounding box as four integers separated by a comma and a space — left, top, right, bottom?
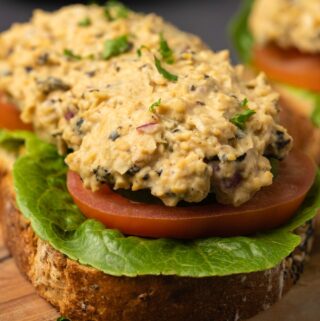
78, 17, 92, 27
136, 45, 148, 57
154, 56, 178, 82
63, 49, 82, 60
103, 35, 132, 60
230, 109, 256, 130
269, 158, 279, 178
104, 7, 113, 21
159, 33, 174, 64
240, 97, 248, 107
149, 98, 161, 113
114, 2, 129, 18
104, 0, 129, 21
57, 317, 70, 321
87, 53, 96, 60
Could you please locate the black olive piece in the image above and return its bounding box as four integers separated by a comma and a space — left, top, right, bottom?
156, 169, 163, 176
204, 155, 219, 163
37, 77, 70, 94
276, 130, 291, 150
76, 118, 84, 128
108, 130, 120, 141
24, 66, 33, 73
93, 166, 112, 183
126, 165, 140, 176
142, 174, 150, 181
236, 153, 247, 162
37, 53, 49, 65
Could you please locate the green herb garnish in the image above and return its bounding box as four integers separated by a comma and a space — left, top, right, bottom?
269, 158, 279, 178
230, 109, 256, 130
159, 33, 174, 64
240, 97, 248, 107
103, 35, 132, 60
57, 317, 70, 321
63, 49, 82, 60
78, 17, 92, 27
136, 45, 148, 57
104, 0, 129, 21
154, 56, 178, 82
149, 98, 161, 112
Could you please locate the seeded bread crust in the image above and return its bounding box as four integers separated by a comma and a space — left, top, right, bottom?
0, 160, 314, 321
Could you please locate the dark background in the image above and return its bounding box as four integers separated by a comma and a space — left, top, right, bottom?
0, 0, 240, 62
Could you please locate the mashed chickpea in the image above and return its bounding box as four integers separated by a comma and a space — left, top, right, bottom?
250, 0, 320, 53
0, 4, 292, 206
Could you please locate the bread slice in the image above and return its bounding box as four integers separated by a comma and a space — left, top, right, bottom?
0, 158, 315, 321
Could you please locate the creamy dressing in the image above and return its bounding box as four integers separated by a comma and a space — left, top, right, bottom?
250, 0, 320, 53
0, 5, 292, 206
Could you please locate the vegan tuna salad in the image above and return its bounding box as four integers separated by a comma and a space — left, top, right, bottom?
250, 0, 320, 54
0, 4, 292, 207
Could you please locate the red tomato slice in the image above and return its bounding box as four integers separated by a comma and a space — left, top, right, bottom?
252, 44, 320, 92
0, 93, 33, 131
67, 150, 316, 239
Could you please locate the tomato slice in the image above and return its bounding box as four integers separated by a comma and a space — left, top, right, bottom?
67, 150, 316, 239
252, 44, 320, 92
0, 93, 33, 131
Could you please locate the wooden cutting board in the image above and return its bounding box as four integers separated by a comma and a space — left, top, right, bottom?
0, 226, 319, 321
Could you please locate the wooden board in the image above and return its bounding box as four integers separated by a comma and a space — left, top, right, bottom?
0, 226, 319, 321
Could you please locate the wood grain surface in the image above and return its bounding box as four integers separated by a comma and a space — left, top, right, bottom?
0, 225, 319, 321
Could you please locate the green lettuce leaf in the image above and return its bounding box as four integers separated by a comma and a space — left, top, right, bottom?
277, 84, 320, 128
229, 0, 254, 64
1, 131, 320, 277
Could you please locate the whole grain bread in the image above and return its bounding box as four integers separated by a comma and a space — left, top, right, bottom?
0, 159, 315, 321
